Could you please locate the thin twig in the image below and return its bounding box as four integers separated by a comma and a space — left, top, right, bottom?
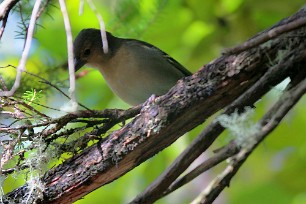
0, 64, 91, 110
163, 141, 239, 197
0, 105, 141, 140
86, 0, 108, 54
0, 0, 43, 96
0, 74, 8, 90
10, 98, 50, 119
196, 78, 306, 204
36, 0, 51, 18
223, 16, 306, 55
58, 0, 77, 111
1, 163, 29, 175
0, 0, 19, 38
79, 0, 108, 53
17, 2, 29, 48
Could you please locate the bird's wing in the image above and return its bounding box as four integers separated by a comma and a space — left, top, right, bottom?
127, 39, 192, 77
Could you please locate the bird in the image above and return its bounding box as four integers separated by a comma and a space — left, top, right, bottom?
73, 28, 192, 106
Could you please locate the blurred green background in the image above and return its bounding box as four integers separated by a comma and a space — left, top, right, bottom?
1, 0, 306, 203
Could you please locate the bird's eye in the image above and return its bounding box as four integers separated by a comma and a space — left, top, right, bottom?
84, 49, 91, 57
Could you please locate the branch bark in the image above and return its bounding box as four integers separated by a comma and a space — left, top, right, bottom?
3, 5, 306, 204
197, 75, 306, 204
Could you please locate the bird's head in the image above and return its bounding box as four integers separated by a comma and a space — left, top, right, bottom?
73, 29, 113, 71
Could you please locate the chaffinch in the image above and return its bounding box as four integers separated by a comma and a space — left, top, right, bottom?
73, 28, 191, 105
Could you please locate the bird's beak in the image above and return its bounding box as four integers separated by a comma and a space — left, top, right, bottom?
74, 57, 86, 72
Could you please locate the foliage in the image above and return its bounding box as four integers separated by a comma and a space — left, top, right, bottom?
0, 0, 305, 204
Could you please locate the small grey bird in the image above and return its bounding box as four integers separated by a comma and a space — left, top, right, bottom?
73, 28, 192, 105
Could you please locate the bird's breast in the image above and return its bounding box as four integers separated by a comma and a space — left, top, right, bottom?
95, 45, 184, 105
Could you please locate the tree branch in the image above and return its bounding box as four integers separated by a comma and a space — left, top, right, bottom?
163, 141, 239, 197
196, 74, 306, 204
130, 31, 306, 203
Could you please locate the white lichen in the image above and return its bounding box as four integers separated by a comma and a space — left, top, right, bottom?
22, 137, 53, 203
25, 176, 45, 204
217, 107, 259, 148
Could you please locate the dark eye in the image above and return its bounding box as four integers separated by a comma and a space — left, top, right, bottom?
84, 49, 91, 57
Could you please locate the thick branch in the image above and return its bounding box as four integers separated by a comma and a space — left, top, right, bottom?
199, 75, 306, 204
130, 42, 302, 203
